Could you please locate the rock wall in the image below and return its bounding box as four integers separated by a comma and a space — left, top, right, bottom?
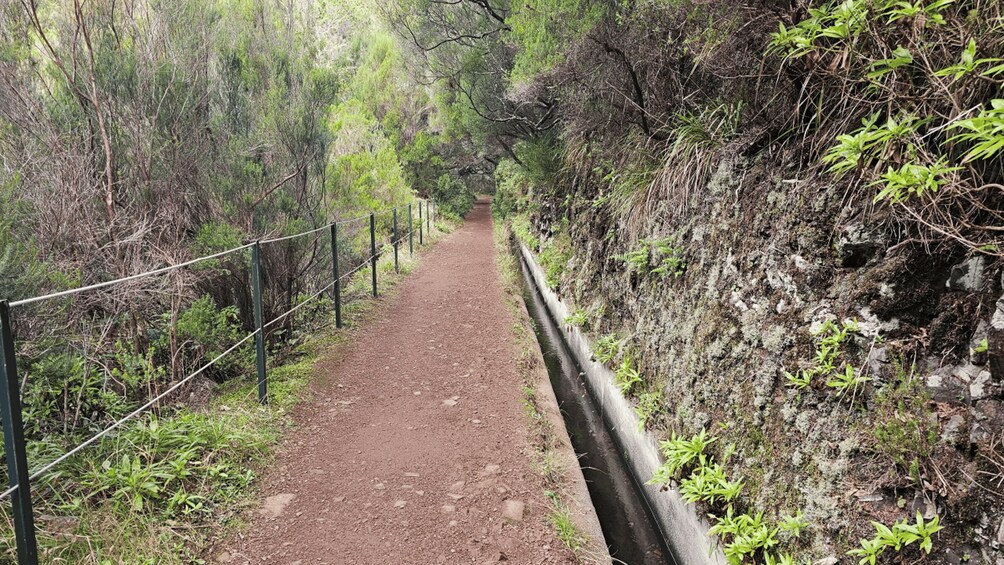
530, 153, 1003, 561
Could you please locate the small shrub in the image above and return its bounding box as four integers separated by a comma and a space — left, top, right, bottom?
564, 309, 588, 328
593, 333, 621, 364
614, 356, 642, 395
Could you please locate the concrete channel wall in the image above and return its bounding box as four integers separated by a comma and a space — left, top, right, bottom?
520, 244, 727, 565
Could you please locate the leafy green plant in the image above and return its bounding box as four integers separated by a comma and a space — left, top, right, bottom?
564, 309, 588, 328
948, 99, 1004, 162
972, 338, 989, 354
784, 369, 812, 389
778, 510, 808, 537
614, 356, 642, 394
783, 319, 860, 390
616, 237, 687, 279
848, 513, 943, 564
935, 38, 1004, 80
826, 363, 870, 396
616, 245, 650, 272
872, 363, 937, 479
822, 114, 926, 175
872, 159, 960, 203
679, 459, 744, 505
593, 333, 621, 364
650, 428, 716, 483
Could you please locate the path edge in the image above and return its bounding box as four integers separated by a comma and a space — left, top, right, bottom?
493, 220, 611, 563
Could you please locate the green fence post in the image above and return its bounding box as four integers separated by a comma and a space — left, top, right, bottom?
250, 241, 267, 405
408, 203, 414, 256
392, 208, 399, 273
330, 223, 342, 329
369, 213, 378, 297
419, 202, 424, 245
0, 301, 38, 565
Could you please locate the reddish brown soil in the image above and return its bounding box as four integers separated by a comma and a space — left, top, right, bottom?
215, 200, 576, 564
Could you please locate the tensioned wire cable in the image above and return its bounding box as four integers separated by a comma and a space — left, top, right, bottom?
0, 245, 388, 500
10, 243, 255, 308
1, 200, 423, 499
0, 329, 259, 501
10, 201, 425, 308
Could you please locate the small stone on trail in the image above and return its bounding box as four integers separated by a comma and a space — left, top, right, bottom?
414, 391, 422, 396
405, 472, 421, 477
482, 464, 500, 476
374, 483, 386, 490
441, 504, 456, 514
258, 493, 296, 518
333, 496, 345, 503
449, 481, 466, 492
442, 398, 458, 406
471, 419, 481, 424
501, 500, 524, 523
216, 551, 233, 563
394, 500, 407, 508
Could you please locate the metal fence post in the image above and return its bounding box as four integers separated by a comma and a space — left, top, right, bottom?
392, 208, 399, 273
408, 203, 414, 256
250, 242, 267, 405
0, 300, 39, 565
369, 213, 378, 297
330, 223, 342, 329
419, 202, 424, 245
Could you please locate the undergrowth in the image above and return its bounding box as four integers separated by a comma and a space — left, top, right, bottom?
0, 232, 440, 563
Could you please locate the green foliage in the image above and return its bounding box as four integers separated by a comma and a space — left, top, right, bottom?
672, 102, 743, 155
538, 230, 572, 289
783, 319, 860, 391
507, 0, 606, 83
822, 113, 927, 176
614, 356, 642, 394
947, 99, 1004, 163
511, 214, 540, 249
848, 513, 943, 564
826, 363, 870, 396
563, 309, 588, 328
492, 160, 530, 220
973, 338, 989, 354
872, 159, 960, 204
616, 237, 687, 279
634, 390, 663, 431
651, 428, 716, 482
593, 333, 621, 365
679, 459, 744, 505
163, 296, 251, 381
778, 510, 809, 538
549, 505, 586, 551
935, 38, 1004, 81
871, 364, 937, 479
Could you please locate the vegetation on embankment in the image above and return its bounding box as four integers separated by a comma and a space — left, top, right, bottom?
392, 0, 1004, 562
493, 220, 599, 562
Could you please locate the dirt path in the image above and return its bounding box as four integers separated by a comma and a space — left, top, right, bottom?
216, 199, 577, 564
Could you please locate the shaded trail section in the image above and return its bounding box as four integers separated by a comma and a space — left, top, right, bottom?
219, 200, 575, 564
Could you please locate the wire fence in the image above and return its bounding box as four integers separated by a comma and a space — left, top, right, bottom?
0, 199, 437, 564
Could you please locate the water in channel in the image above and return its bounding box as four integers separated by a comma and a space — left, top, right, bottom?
519, 257, 677, 565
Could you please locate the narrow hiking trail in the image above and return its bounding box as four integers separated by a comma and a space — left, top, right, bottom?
216, 200, 576, 564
